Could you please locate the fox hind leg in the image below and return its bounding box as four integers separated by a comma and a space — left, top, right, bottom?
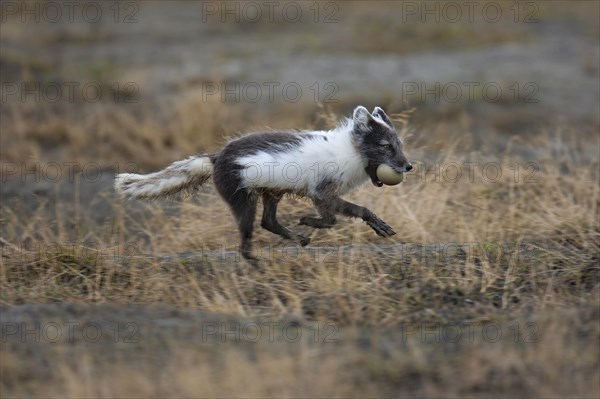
212, 161, 261, 263
261, 192, 310, 246
226, 191, 259, 262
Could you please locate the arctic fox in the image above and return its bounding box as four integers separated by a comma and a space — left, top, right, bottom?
115, 106, 412, 261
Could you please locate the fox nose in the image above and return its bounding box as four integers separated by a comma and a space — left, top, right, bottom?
405, 163, 413, 172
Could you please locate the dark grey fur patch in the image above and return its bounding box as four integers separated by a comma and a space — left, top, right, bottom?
221, 131, 308, 160
315, 178, 340, 198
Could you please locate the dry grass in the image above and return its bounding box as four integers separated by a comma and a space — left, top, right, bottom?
1, 1, 599, 396
1, 104, 599, 397
3, 308, 599, 398
2, 113, 598, 314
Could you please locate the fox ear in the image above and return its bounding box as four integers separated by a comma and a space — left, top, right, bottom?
353, 106, 372, 128
372, 106, 393, 128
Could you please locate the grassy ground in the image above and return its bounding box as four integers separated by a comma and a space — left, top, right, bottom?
1, 106, 598, 397
1, 1, 599, 398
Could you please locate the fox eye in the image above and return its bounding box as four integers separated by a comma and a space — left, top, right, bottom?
381, 144, 391, 150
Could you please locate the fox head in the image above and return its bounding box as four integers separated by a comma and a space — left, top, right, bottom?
352, 106, 413, 187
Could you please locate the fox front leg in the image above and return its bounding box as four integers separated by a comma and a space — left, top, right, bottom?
299, 200, 337, 229
313, 197, 396, 237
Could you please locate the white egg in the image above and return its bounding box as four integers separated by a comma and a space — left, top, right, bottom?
376, 164, 404, 185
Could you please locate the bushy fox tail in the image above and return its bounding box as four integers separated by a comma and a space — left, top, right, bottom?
114, 155, 213, 200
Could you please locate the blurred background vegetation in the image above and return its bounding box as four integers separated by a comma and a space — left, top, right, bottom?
1, 1, 598, 169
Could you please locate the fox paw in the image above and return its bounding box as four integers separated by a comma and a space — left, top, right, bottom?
296, 234, 311, 247
367, 218, 396, 237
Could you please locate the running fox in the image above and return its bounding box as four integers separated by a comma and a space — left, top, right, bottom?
114, 106, 412, 261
